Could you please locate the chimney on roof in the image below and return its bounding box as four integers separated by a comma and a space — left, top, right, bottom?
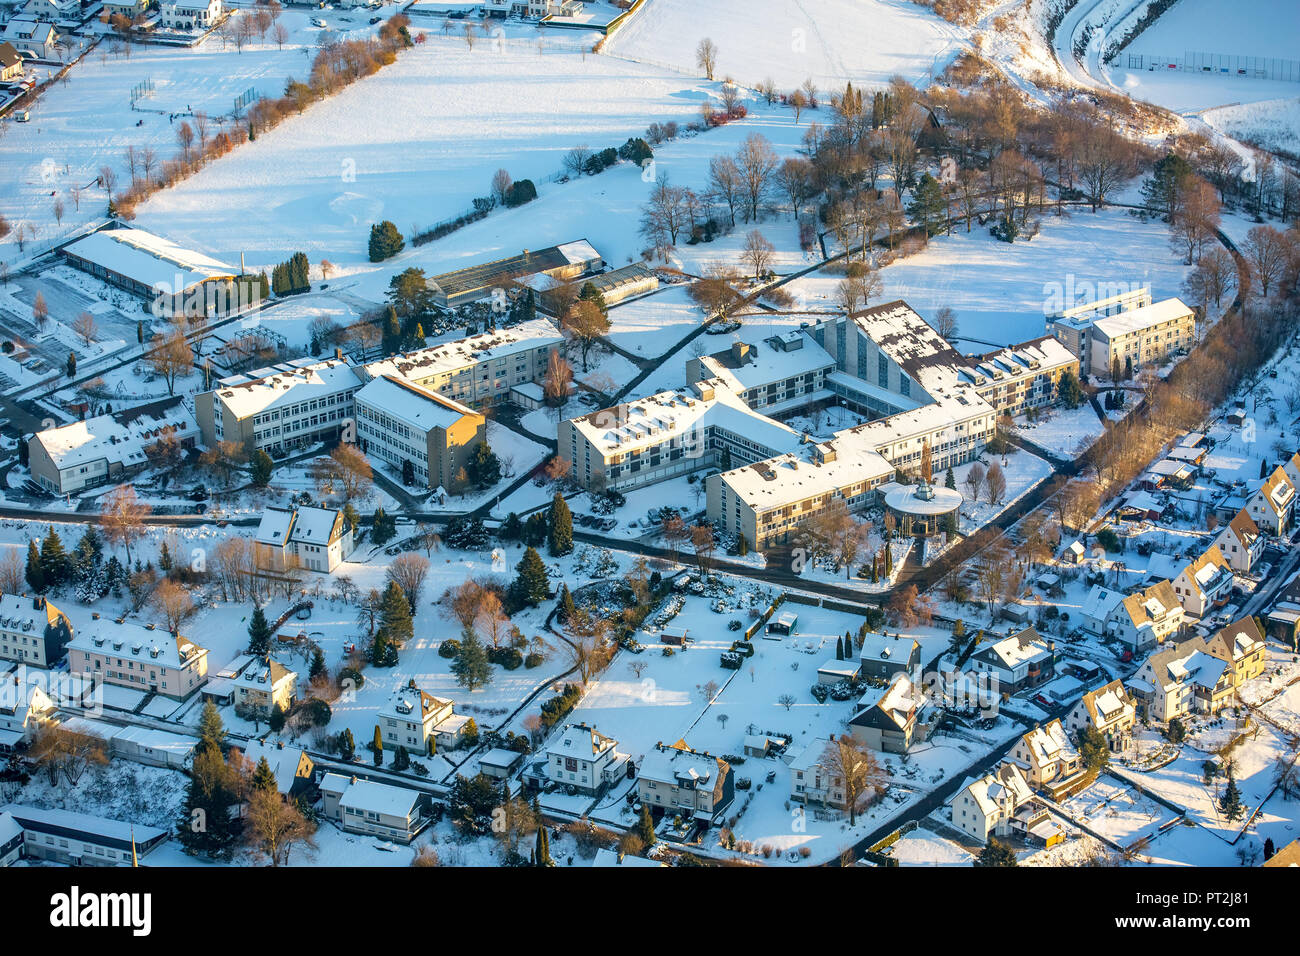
731, 341, 751, 363
335, 347, 343, 361
33, 596, 44, 611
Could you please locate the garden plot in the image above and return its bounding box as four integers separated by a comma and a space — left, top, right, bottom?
601, 0, 966, 91
1014, 402, 1106, 459
1059, 773, 1180, 849
886, 826, 974, 865
1120, 718, 1292, 841
603, 283, 705, 360
781, 206, 1193, 353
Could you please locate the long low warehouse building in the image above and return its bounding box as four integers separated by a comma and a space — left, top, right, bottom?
58, 228, 247, 316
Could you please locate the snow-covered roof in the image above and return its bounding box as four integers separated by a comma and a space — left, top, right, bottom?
237, 739, 308, 794
957, 762, 1033, 817
323, 774, 421, 818
111, 724, 199, 757
592, 848, 666, 867
1020, 719, 1076, 767
0, 593, 67, 639
546, 723, 618, 761
355, 375, 478, 434
1081, 585, 1125, 623
973, 628, 1052, 672
858, 632, 918, 666
68, 618, 206, 670
0, 803, 167, 848
694, 330, 835, 394
638, 742, 727, 793
1091, 298, 1193, 339
60, 228, 236, 293
571, 383, 803, 459
212, 356, 363, 421
33, 396, 197, 474
361, 318, 562, 384
256, 505, 345, 549
378, 685, 453, 725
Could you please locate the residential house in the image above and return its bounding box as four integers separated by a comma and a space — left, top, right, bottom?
951, 762, 1056, 846
965, 627, 1055, 694
0, 676, 55, 754
0, 41, 23, 81
1129, 637, 1234, 722
1066, 680, 1137, 752
848, 672, 931, 754
233, 656, 298, 716
22, 0, 80, 20
857, 632, 921, 681
318, 773, 430, 844
1282, 451, 1300, 498
1206, 616, 1267, 688
160, 0, 221, 30
0, 812, 22, 867
1, 16, 58, 58
235, 739, 314, 796
1153, 545, 1234, 618
0, 594, 73, 668
253, 504, 354, 574
545, 723, 628, 795
66, 619, 208, 701
1267, 572, 1300, 646
788, 738, 849, 809
1214, 509, 1264, 574
1245, 466, 1295, 536
1113, 580, 1184, 650
377, 682, 459, 756
1010, 719, 1082, 790
636, 740, 734, 826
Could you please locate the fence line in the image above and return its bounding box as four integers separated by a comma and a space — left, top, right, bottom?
1123, 51, 1300, 83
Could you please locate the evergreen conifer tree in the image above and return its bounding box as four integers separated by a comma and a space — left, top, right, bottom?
547, 493, 573, 556
247, 604, 272, 656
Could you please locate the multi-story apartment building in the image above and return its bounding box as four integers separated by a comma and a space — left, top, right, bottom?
195, 354, 365, 453
354, 375, 485, 492
360, 319, 563, 408
1087, 298, 1195, 377
66, 620, 208, 701
0, 595, 73, 668
964, 336, 1079, 417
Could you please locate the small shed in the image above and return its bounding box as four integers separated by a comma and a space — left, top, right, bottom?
1001, 603, 1033, 625
817, 658, 861, 685
509, 381, 545, 410
743, 734, 788, 758
767, 612, 798, 636
1062, 540, 1086, 564
660, 625, 689, 646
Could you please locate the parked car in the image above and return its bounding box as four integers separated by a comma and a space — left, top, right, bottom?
369, 14, 381, 23
599, 518, 617, 532
189, 484, 208, 501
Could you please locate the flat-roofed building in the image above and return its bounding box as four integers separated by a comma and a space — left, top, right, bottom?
426, 240, 601, 307
195, 354, 364, 452
360, 318, 562, 409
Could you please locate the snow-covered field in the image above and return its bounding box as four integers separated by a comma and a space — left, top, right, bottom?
602, 0, 967, 91
0, 9, 397, 262
1015, 402, 1107, 459
783, 205, 1193, 352
1203, 96, 1300, 157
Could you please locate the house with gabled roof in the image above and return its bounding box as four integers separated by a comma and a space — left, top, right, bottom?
637, 740, 734, 826
67, 619, 208, 701
857, 631, 921, 681
951, 761, 1057, 845
1066, 679, 1136, 751
0, 675, 55, 754
1214, 508, 1264, 574
1245, 465, 1295, 536
235, 739, 314, 797
1154, 545, 1234, 618
319, 773, 431, 844
545, 723, 629, 795
848, 672, 931, 753
1010, 718, 1081, 789
966, 627, 1054, 694
1113, 580, 1184, 650
0, 593, 73, 668
1206, 616, 1267, 688
1128, 637, 1233, 722
254, 504, 354, 574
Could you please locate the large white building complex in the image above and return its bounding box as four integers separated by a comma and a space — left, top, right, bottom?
564, 300, 1079, 549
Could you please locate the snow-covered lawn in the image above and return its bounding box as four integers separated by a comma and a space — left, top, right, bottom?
604, 283, 703, 360
602, 0, 967, 90
887, 826, 974, 865
1015, 402, 1106, 459
1060, 773, 1180, 849
782, 205, 1194, 352
1204, 96, 1300, 158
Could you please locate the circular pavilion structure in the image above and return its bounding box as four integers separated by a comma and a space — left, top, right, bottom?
883, 481, 962, 537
